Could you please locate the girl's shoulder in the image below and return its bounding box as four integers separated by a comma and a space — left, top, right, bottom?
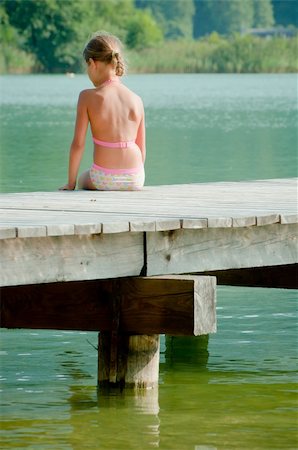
79, 88, 96, 98
121, 84, 143, 105
77, 88, 101, 105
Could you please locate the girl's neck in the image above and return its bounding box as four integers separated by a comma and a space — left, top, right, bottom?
100, 77, 119, 88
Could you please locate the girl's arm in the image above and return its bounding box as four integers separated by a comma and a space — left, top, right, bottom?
135, 102, 146, 164
59, 91, 89, 190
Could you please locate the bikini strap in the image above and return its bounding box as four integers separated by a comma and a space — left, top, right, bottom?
93, 137, 135, 148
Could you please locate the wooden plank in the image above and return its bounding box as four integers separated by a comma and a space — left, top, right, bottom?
47, 224, 75, 236
129, 220, 156, 232
155, 219, 181, 231
232, 216, 256, 227
0, 275, 216, 336
74, 223, 102, 234
257, 214, 280, 226
0, 180, 297, 241
146, 224, 298, 276
181, 218, 207, 229
208, 218, 232, 228
281, 214, 298, 224
0, 179, 297, 219
2, 221, 295, 287
102, 221, 130, 234
0, 227, 16, 239
17, 225, 47, 238
0, 233, 143, 286
0, 179, 297, 290
0, 209, 164, 234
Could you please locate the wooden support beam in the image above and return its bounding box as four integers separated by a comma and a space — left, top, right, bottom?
196, 264, 298, 289
0, 276, 216, 336
0, 275, 216, 390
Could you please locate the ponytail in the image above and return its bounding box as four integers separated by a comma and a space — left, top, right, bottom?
83, 32, 126, 77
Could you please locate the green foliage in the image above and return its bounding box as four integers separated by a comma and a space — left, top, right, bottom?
1, 0, 164, 72
127, 34, 298, 73
0, 4, 36, 72
194, 0, 254, 37
208, 34, 265, 72
86, 0, 138, 37
136, 0, 195, 39
3, 0, 91, 72
253, 0, 274, 28
1, 0, 297, 74
194, 0, 275, 37
126, 11, 163, 49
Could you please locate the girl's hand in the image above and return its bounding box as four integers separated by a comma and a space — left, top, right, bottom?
59, 183, 75, 191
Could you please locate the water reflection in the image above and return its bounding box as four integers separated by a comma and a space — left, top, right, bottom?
163, 335, 209, 371
60, 347, 160, 449
1, 286, 297, 449
60, 335, 214, 449
60, 335, 212, 449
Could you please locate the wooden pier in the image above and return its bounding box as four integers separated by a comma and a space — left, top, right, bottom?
1, 178, 297, 388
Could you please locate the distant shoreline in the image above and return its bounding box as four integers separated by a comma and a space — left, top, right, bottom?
1, 35, 297, 75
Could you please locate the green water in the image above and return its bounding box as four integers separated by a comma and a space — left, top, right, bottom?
0, 73, 297, 190
0, 74, 297, 449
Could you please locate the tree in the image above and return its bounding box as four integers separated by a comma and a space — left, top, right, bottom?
3, 0, 91, 72
126, 11, 163, 49
135, 0, 195, 39
3, 0, 164, 72
0, 4, 33, 72
253, 0, 274, 28
194, 0, 255, 37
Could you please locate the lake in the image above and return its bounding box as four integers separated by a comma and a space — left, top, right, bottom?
0, 73, 297, 449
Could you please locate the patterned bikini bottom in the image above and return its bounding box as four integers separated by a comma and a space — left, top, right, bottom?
89, 163, 145, 191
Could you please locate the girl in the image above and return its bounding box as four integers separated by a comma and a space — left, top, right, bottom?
59, 32, 146, 191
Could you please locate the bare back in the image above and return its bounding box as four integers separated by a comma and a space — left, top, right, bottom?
84, 82, 145, 169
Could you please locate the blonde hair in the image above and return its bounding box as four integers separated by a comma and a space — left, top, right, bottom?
83, 31, 126, 76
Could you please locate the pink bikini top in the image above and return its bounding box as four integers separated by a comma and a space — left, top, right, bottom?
93, 137, 135, 148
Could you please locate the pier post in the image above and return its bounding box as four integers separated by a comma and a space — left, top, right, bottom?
96, 275, 216, 390
97, 278, 162, 389
1, 275, 216, 390
98, 332, 160, 389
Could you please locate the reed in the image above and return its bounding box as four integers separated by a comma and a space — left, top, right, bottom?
1, 33, 296, 74
127, 34, 298, 74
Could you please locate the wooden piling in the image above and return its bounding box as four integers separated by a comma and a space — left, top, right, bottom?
98, 332, 160, 389
0, 275, 216, 390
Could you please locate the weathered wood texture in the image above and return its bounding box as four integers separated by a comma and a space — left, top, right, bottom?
146, 224, 297, 276
0, 233, 144, 286
1, 179, 297, 238
1, 223, 297, 287
0, 179, 297, 287
98, 332, 160, 389
0, 276, 216, 336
